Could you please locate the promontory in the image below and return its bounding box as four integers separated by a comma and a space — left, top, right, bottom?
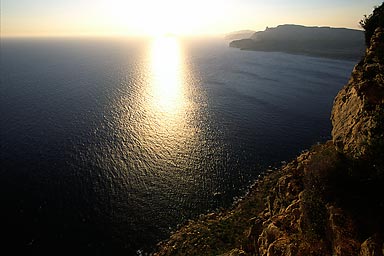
230, 24, 365, 60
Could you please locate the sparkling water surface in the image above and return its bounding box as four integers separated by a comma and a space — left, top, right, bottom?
0, 37, 356, 254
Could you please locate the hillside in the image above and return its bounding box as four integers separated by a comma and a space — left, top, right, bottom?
229, 24, 365, 60
154, 4, 384, 256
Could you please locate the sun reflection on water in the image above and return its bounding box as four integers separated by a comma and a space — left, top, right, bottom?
149, 36, 185, 114
138, 36, 199, 162
112, 36, 204, 174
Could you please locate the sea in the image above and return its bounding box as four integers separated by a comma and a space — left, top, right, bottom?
0, 37, 356, 255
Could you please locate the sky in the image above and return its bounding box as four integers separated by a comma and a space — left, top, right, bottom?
1, 0, 383, 37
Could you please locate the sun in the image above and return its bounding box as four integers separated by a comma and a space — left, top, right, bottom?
131, 0, 193, 36
150, 36, 184, 112
140, 1, 181, 36
104, 0, 225, 37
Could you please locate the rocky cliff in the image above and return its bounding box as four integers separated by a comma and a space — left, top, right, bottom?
332, 27, 384, 171
154, 4, 384, 256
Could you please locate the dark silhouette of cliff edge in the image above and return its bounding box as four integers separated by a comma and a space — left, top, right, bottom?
229, 24, 365, 60
154, 4, 384, 256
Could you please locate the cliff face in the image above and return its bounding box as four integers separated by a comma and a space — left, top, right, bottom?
154, 5, 384, 256
331, 27, 384, 171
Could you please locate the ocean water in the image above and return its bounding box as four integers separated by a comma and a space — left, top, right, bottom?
0, 37, 355, 255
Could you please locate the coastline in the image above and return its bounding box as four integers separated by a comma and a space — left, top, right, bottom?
229, 39, 364, 61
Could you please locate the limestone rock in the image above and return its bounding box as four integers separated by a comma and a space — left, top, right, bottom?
327, 205, 360, 256
331, 27, 384, 169
359, 235, 384, 256
219, 248, 247, 256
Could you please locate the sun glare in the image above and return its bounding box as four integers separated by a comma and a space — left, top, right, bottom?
149, 36, 184, 113
105, 0, 226, 36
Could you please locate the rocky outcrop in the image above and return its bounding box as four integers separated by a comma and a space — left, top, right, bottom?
154, 142, 384, 256
359, 235, 384, 256
331, 26, 384, 171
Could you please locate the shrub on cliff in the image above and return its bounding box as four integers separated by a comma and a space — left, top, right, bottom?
360, 2, 384, 46
302, 143, 343, 238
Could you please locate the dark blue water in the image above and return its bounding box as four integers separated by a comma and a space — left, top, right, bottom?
0, 37, 355, 255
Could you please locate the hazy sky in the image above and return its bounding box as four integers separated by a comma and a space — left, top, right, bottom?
1, 0, 382, 37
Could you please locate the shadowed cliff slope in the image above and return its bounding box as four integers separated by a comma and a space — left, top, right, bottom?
154, 4, 384, 256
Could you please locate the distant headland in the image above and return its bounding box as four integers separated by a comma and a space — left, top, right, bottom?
229, 24, 365, 60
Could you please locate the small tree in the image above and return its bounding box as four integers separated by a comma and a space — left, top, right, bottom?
359, 3, 384, 46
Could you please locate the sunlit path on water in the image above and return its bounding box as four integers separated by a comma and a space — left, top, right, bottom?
138, 36, 200, 166
110, 36, 213, 184
141, 36, 197, 163
150, 36, 184, 114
